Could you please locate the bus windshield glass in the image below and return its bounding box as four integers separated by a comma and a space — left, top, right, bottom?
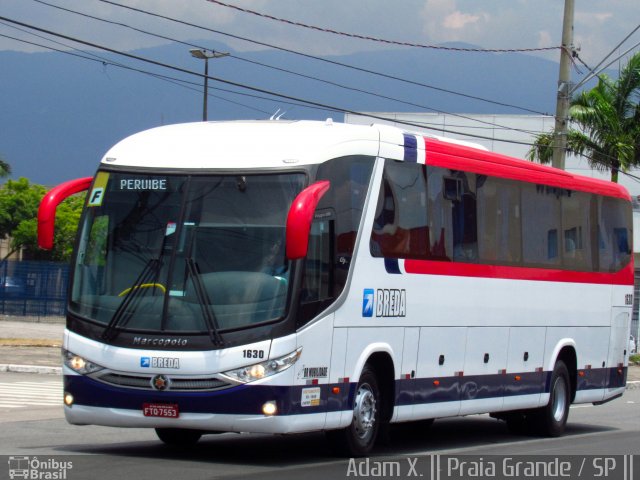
70, 171, 306, 334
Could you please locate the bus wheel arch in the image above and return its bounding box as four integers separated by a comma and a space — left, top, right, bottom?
365, 351, 395, 426
546, 341, 577, 403
555, 346, 577, 403
327, 351, 395, 456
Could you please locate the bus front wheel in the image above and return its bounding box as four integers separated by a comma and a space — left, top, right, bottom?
326, 365, 381, 456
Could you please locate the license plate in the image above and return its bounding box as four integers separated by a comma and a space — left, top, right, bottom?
142, 403, 179, 418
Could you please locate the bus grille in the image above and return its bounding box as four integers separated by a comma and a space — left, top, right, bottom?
93, 371, 232, 391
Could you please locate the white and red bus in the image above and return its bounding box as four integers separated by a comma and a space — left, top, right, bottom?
39, 120, 633, 455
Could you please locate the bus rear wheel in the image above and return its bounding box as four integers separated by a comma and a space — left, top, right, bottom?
155, 428, 202, 446
536, 360, 571, 437
326, 365, 381, 456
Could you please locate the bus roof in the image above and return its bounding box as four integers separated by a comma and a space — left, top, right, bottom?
100, 120, 383, 170
99, 120, 629, 201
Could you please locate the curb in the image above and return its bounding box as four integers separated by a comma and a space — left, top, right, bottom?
0, 363, 61, 375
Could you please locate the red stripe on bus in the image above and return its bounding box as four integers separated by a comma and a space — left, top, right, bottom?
423, 138, 631, 201
403, 258, 634, 285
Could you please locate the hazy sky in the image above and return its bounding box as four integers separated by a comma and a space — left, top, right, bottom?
1, 0, 638, 67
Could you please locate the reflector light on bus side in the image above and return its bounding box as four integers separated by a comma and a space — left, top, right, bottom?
285, 180, 330, 260
38, 177, 93, 250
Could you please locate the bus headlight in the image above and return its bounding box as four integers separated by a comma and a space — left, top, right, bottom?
221, 348, 302, 383
63, 350, 104, 375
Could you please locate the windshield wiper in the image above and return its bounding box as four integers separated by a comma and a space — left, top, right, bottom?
102, 258, 162, 341
185, 257, 224, 346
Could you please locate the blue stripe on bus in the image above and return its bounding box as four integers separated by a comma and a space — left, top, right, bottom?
403, 134, 417, 162
64, 366, 626, 416
64, 375, 356, 416
576, 366, 626, 391
395, 371, 548, 406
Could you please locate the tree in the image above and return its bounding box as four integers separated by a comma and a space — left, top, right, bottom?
0, 178, 45, 243
0, 178, 84, 262
527, 51, 640, 182
0, 157, 10, 178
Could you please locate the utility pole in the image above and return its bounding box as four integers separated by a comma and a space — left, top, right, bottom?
552, 0, 575, 170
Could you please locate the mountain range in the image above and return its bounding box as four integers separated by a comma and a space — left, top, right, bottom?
0, 40, 564, 185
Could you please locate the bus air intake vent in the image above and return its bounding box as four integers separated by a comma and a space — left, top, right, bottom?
93, 371, 231, 391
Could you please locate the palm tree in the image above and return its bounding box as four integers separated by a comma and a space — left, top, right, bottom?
527, 51, 640, 183
0, 158, 10, 178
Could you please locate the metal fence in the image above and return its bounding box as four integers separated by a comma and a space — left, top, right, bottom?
0, 260, 69, 317
633, 269, 640, 347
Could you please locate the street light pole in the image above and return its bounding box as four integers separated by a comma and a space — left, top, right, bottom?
189, 49, 229, 121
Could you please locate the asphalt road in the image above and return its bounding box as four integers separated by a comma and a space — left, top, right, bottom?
0, 372, 638, 480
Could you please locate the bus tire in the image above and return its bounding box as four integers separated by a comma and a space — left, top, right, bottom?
155, 428, 202, 446
537, 360, 571, 437
326, 364, 381, 456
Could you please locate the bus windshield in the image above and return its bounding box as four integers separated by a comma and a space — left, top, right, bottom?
70, 171, 306, 335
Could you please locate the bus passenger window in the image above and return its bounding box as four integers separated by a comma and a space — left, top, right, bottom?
561, 191, 593, 271
370, 161, 428, 260
547, 229, 558, 259
450, 173, 478, 263
598, 196, 632, 272
522, 184, 561, 268
476, 176, 521, 265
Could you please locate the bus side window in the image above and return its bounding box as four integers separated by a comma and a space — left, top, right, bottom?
450, 172, 478, 263
561, 190, 593, 271
301, 217, 334, 304
370, 161, 428, 260
598, 196, 632, 272
298, 155, 375, 327
298, 216, 336, 326
476, 176, 521, 265
521, 184, 562, 268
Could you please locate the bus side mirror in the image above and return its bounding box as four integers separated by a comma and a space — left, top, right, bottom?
285, 180, 330, 260
38, 177, 94, 250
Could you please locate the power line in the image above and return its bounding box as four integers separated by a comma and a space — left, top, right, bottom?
0, 24, 275, 117
94, 0, 549, 116
7, 31, 637, 185
3, 20, 637, 183
206, 0, 561, 54
571, 23, 640, 93
0, 25, 546, 133
27, 0, 544, 135
571, 40, 640, 94
0, 14, 548, 147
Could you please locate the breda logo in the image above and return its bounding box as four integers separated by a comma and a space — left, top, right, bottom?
362, 289, 406, 318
